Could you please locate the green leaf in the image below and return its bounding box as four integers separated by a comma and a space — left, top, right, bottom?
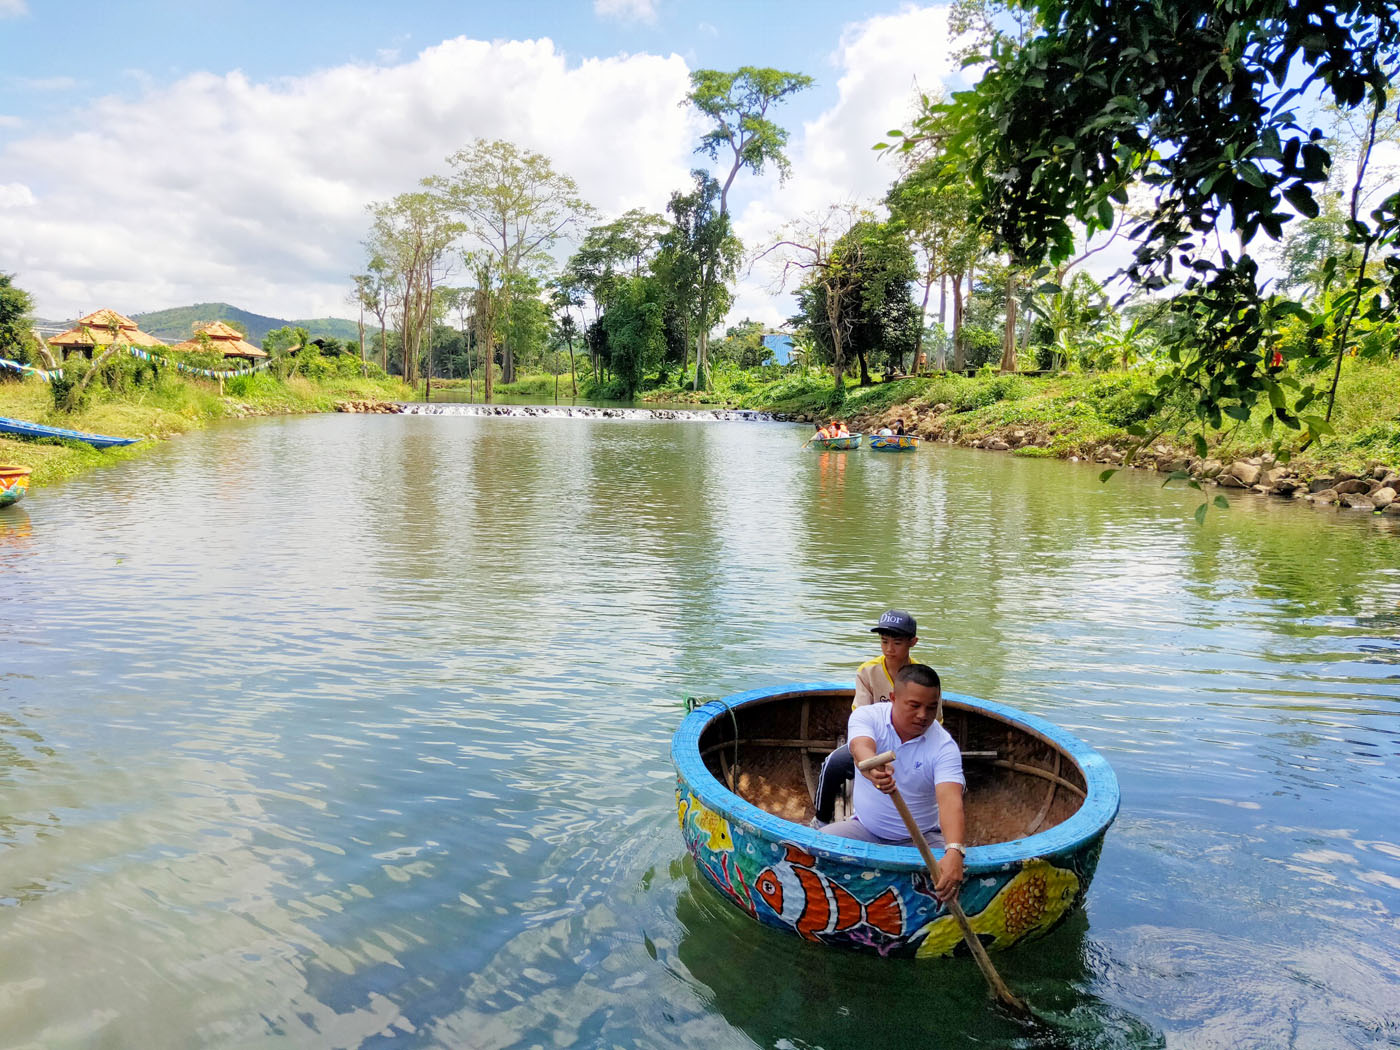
1098, 468, 1118, 482
1213, 495, 1230, 509
1194, 503, 1209, 526
1097, 199, 1115, 228
1282, 183, 1320, 218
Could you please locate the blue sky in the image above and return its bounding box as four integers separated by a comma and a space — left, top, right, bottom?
2, 1, 977, 322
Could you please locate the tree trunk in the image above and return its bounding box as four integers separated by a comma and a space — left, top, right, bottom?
694, 264, 713, 391
681, 314, 691, 378
952, 272, 965, 371
357, 304, 367, 377
825, 283, 846, 389
379, 316, 388, 374
425, 272, 433, 401
1000, 272, 1018, 373
913, 275, 933, 376
566, 334, 577, 396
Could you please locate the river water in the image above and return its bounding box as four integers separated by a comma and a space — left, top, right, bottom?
1, 410, 1397, 1049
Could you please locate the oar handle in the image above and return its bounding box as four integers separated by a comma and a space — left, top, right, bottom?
856, 750, 896, 771
856, 749, 1030, 1017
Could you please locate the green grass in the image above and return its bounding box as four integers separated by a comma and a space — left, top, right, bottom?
0, 369, 413, 488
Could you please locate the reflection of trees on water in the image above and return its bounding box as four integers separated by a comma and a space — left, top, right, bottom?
1174, 491, 1400, 623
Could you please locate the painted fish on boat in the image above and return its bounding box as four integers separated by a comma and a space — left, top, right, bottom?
753, 843, 906, 942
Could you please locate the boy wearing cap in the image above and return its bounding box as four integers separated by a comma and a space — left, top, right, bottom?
856, 609, 919, 708
812, 610, 921, 826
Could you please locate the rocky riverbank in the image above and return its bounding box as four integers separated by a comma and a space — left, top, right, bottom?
814, 403, 1400, 519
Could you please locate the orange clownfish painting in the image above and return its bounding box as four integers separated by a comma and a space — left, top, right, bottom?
753, 844, 905, 942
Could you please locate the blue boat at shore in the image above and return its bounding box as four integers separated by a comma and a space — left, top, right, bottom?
673, 682, 1119, 957
0, 416, 139, 449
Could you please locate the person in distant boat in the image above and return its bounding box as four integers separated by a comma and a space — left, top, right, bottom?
833, 420, 850, 437
825, 663, 966, 901
814, 421, 832, 440
812, 610, 920, 827
892, 419, 907, 436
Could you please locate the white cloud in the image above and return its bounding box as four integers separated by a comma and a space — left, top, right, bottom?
0, 115, 24, 128
0, 0, 27, 17
0, 182, 35, 207
726, 5, 961, 327
594, 0, 658, 23
1, 38, 699, 319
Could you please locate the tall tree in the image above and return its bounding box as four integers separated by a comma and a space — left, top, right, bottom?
601, 276, 667, 398
549, 289, 581, 397
0, 273, 36, 365
653, 171, 741, 380
886, 148, 985, 371
429, 139, 593, 388
765, 203, 873, 390
913, 0, 1400, 448
791, 218, 919, 384
351, 253, 396, 373
686, 66, 813, 389
366, 194, 458, 383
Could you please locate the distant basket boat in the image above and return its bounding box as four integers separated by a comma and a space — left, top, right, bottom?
0, 464, 31, 507
809, 434, 862, 450
673, 683, 1119, 957
0, 416, 139, 449
870, 434, 920, 452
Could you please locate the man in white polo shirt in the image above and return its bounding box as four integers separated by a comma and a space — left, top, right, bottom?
823, 663, 966, 901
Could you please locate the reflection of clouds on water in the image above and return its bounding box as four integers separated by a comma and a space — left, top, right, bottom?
1115, 927, 1398, 1049
0, 754, 416, 1046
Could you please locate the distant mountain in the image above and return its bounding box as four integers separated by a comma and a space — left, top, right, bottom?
132, 303, 360, 347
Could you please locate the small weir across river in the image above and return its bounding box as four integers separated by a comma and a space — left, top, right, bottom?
1, 408, 1397, 1049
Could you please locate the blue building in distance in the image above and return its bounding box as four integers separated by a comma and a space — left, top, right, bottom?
761, 333, 794, 365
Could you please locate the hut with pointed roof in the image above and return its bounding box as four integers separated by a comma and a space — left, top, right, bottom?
45, 309, 166, 360
171, 321, 268, 361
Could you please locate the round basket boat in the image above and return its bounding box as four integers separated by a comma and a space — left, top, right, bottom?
870, 434, 920, 452
809, 434, 863, 450
672, 682, 1119, 958
0, 464, 32, 507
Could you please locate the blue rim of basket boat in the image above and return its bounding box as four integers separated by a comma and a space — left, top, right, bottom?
672, 680, 1120, 873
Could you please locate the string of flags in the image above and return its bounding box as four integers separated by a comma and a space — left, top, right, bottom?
0, 346, 276, 383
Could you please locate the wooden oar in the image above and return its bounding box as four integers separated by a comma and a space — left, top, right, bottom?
857, 750, 1030, 1017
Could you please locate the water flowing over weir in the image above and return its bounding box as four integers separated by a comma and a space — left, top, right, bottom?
396, 402, 781, 422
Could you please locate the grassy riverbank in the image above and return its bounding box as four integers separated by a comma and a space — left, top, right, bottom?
0, 371, 413, 487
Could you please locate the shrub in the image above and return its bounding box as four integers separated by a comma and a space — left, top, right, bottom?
49, 356, 91, 412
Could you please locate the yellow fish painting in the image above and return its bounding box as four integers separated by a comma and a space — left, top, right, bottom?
677, 789, 735, 852
915, 858, 1080, 958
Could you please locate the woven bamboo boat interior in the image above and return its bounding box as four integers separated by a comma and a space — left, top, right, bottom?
697, 690, 1087, 845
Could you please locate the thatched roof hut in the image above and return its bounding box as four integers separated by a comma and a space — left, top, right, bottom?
45, 309, 166, 359
171, 321, 268, 360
